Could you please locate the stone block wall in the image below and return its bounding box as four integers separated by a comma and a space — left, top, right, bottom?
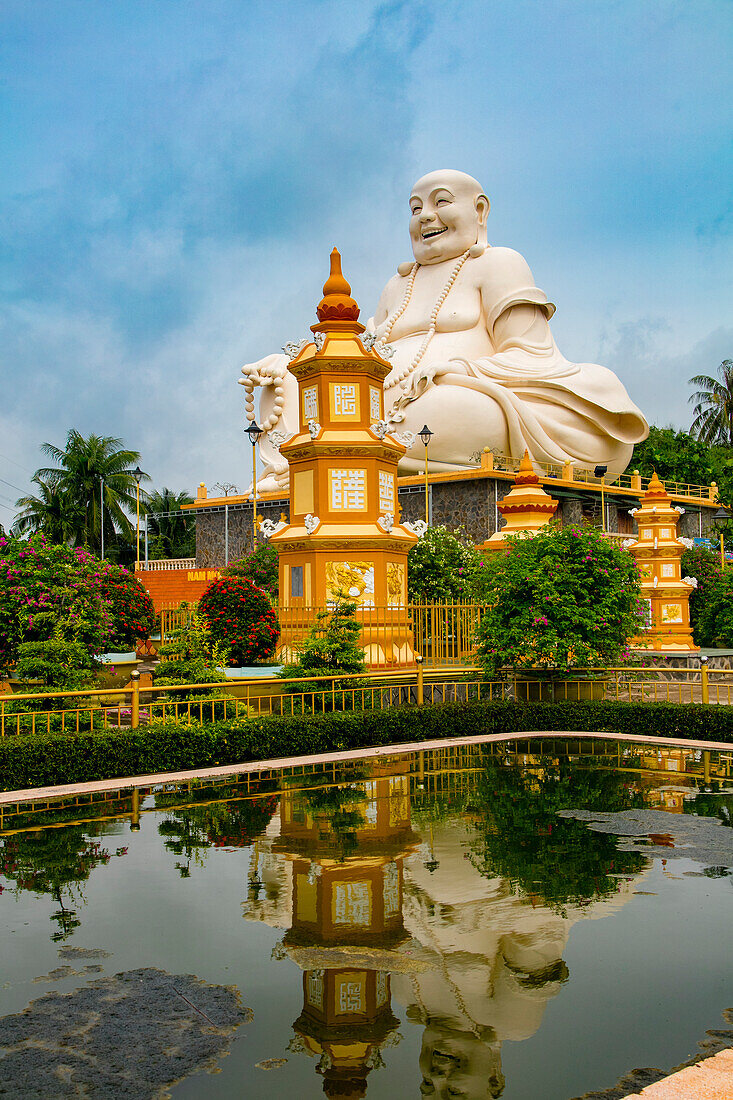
195, 497, 289, 567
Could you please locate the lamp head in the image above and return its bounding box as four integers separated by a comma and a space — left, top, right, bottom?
594, 465, 608, 478
133, 466, 143, 484
246, 422, 264, 446
419, 424, 434, 448
714, 506, 730, 522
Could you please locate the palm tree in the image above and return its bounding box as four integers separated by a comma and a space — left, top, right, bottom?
14, 476, 81, 544
145, 488, 195, 559
32, 430, 148, 554
689, 359, 733, 445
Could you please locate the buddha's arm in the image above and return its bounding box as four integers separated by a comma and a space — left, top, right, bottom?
476, 247, 558, 364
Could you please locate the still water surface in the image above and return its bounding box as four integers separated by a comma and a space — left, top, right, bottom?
1, 738, 731, 1099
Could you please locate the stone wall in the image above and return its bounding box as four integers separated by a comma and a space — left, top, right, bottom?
193, 479, 719, 566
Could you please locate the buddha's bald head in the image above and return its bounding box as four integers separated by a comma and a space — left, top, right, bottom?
409, 170, 490, 265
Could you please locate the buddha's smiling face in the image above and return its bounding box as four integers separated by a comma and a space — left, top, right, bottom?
409, 170, 489, 265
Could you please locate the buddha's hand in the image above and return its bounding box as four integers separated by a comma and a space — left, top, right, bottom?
238, 352, 289, 389
398, 360, 451, 404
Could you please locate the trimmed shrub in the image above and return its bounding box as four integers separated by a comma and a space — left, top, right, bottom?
14, 639, 97, 691
2, 699, 731, 792
199, 575, 279, 665
681, 544, 722, 641
222, 542, 278, 599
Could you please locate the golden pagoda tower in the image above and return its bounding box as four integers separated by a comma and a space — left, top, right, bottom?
271, 249, 417, 666
628, 472, 697, 651
480, 450, 558, 550
270, 765, 419, 1098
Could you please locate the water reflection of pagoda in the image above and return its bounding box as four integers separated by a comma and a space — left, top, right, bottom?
246, 764, 421, 1097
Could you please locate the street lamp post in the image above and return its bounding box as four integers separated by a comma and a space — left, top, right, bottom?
594, 465, 608, 533
714, 505, 730, 570
419, 425, 433, 527
134, 466, 143, 567
100, 478, 105, 560
245, 422, 264, 547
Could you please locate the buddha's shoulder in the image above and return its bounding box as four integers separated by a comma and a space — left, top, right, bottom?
476, 245, 535, 282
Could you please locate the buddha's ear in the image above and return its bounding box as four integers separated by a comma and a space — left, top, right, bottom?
475, 193, 490, 245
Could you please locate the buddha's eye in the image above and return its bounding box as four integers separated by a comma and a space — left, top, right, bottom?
411, 204, 422, 215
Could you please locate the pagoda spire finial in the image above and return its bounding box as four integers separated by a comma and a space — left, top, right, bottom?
316, 248, 361, 323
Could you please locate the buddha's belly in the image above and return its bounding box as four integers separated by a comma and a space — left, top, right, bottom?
390, 386, 510, 471
385, 328, 494, 384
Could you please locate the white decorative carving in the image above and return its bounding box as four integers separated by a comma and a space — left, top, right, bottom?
361, 332, 377, 351
393, 430, 416, 449
379, 470, 395, 513
332, 383, 358, 417
303, 385, 319, 419
304, 514, 320, 534
313, 331, 325, 351
338, 979, 365, 1014
622, 537, 637, 549
674, 506, 685, 514
371, 420, 389, 439
378, 513, 394, 533
683, 576, 699, 588
628, 507, 638, 516
333, 881, 371, 925
370, 386, 381, 420
267, 430, 289, 451
259, 518, 288, 539
383, 861, 400, 918
403, 519, 428, 537
283, 339, 308, 360
677, 537, 694, 549
308, 419, 321, 440
379, 342, 395, 359
307, 861, 323, 885
330, 468, 367, 511
653, 575, 658, 588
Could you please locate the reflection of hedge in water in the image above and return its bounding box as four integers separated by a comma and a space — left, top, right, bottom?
0, 825, 127, 940
468, 758, 646, 914
158, 796, 277, 877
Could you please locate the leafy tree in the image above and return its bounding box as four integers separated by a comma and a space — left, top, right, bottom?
199, 575, 279, 665
468, 757, 645, 914
14, 475, 81, 545
474, 526, 643, 672
0, 826, 126, 940
153, 611, 229, 684
697, 571, 733, 648
0, 534, 114, 669
96, 563, 156, 647
223, 541, 279, 599
689, 359, 733, 445
680, 544, 722, 640
279, 597, 366, 683
26, 429, 148, 554
625, 425, 718, 485
408, 526, 481, 602
145, 488, 195, 560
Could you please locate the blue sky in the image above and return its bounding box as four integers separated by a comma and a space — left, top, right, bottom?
1, 0, 731, 527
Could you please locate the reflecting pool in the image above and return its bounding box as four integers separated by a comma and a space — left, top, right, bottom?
1, 737, 732, 1099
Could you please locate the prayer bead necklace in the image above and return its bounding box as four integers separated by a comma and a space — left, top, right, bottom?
376, 248, 472, 385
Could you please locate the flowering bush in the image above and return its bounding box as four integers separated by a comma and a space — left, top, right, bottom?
407, 526, 481, 602
223, 541, 278, 599
680, 544, 721, 641
0, 533, 114, 670
475, 525, 644, 673
96, 563, 156, 648
198, 575, 279, 665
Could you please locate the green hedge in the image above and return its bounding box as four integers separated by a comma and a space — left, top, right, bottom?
1, 699, 731, 793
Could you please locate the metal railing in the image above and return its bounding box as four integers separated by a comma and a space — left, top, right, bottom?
3, 664, 733, 739
480, 453, 717, 500
160, 601, 485, 668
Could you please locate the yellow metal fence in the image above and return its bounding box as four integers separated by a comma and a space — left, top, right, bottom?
3, 665, 733, 738
160, 601, 485, 668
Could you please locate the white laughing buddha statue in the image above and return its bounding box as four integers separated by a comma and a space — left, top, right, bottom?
239, 169, 648, 493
